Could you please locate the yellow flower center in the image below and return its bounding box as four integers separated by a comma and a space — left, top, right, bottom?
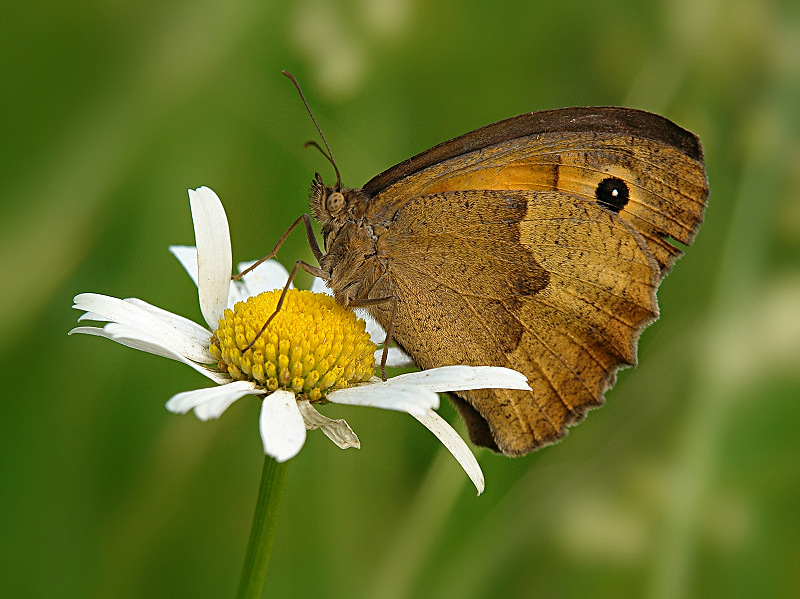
209, 289, 376, 401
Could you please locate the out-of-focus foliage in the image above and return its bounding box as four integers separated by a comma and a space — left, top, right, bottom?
2, 0, 798, 597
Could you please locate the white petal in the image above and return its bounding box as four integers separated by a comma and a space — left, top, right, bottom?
296, 400, 360, 449
111, 326, 229, 383
170, 245, 249, 311
259, 390, 307, 462
193, 382, 262, 420
310, 276, 331, 294
358, 309, 386, 346
70, 324, 179, 360
73, 293, 145, 323
226, 281, 248, 310
375, 346, 416, 368
126, 297, 213, 348
74, 309, 106, 321
169, 245, 200, 287
166, 380, 260, 419
412, 409, 485, 495
190, 186, 232, 329
385, 365, 530, 393
70, 323, 229, 384
328, 383, 439, 418
73, 293, 211, 363
237, 259, 291, 298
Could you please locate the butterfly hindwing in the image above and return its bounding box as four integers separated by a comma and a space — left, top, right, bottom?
367, 188, 659, 455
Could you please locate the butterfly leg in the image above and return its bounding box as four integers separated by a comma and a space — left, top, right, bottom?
234, 213, 323, 280
241, 259, 330, 352
347, 295, 397, 381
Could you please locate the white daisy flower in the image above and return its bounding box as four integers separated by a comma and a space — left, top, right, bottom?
70, 186, 530, 494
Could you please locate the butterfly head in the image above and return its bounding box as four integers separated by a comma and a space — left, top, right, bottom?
309, 172, 368, 227
310, 172, 342, 224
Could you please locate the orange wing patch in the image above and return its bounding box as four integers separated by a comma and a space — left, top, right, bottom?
371, 132, 708, 276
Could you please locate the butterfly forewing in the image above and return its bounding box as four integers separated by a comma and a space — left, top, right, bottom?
364, 107, 708, 276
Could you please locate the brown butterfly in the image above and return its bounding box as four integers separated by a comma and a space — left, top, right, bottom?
256, 75, 709, 457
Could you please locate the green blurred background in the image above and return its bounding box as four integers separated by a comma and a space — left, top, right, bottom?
2, 0, 799, 597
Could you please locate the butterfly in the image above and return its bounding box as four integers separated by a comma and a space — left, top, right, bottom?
260, 75, 709, 456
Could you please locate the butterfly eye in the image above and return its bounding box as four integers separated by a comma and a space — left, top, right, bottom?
326, 191, 345, 215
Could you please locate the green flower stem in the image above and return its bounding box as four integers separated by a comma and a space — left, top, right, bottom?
236, 456, 289, 599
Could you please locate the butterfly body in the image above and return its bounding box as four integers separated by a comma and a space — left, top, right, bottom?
310, 106, 708, 456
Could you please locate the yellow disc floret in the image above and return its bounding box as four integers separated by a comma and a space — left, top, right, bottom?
209, 289, 376, 401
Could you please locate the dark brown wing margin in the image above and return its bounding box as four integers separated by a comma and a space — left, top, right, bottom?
363, 107, 704, 197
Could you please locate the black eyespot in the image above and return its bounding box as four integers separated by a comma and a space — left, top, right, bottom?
595, 177, 629, 213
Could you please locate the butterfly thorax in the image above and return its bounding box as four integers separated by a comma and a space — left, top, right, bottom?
310, 175, 385, 306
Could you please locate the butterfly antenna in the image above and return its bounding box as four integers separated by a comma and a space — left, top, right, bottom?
303, 140, 339, 176
282, 70, 342, 190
